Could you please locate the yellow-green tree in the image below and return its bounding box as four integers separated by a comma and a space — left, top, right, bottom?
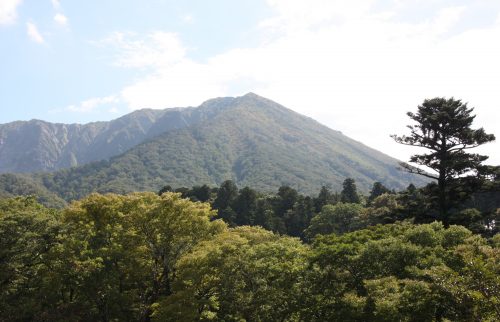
153, 226, 309, 322
0, 197, 61, 321
52, 192, 226, 321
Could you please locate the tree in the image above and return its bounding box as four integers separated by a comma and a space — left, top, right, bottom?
188, 184, 212, 202
57, 192, 226, 321
153, 226, 308, 322
158, 185, 173, 195
253, 198, 276, 231
232, 186, 258, 225
213, 180, 238, 211
275, 185, 299, 216
314, 185, 337, 212
0, 197, 62, 321
368, 182, 390, 205
284, 196, 315, 238
340, 178, 360, 204
305, 203, 365, 238
391, 97, 495, 223
365, 193, 403, 225
213, 180, 239, 225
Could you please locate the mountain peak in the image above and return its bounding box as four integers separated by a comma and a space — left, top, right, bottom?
241, 92, 261, 98
0, 93, 427, 199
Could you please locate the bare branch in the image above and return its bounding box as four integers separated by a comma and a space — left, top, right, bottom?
398, 162, 438, 180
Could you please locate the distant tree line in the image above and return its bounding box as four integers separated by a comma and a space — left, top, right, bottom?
159, 172, 499, 239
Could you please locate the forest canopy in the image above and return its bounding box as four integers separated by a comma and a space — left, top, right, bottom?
1, 191, 498, 321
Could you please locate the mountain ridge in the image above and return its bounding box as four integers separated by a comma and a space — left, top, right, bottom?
0, 93, 427, 205
0, 97, 239, 173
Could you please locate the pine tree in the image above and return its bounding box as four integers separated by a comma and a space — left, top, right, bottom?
391, 97, 495, 223
340, 178, 360, 204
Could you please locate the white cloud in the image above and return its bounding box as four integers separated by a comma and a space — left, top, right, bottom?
97, 0, 500, 164
51, 0, 61, 10
67, 95, 120, 112
261, 0, 375, 33
0, 0, 22, 25
54, 13, 67, 26
26, 22, 44, 43
431, 6, 467, 36
100, 31, 186, 69
181, 13, 194, 24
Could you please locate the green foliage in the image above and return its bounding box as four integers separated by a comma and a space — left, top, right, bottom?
426, 241, 500, 321
213, 180, 238, 210
0, 174, 66, 208
153, 226, 308, 321
0, 197, 61, 321
364, 193, 404, 225
307, 222, 500, 321
314, 185, 338, 212
364, 277, 435, 322
0, 193, 226, 321
305, 203, 365, 239
368, 181, 391, 205
56, 192, 226, 321
341, 178, 361, 204
0, 94, 426, 203
232, 186, 258, 225
160, 181, 499, 241
0, 191, 499, 321
392, 97, 496, 222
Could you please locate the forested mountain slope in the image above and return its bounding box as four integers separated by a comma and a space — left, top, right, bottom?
0, 93, 426, 203
0, 97, 235, 173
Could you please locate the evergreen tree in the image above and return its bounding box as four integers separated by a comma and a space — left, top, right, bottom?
392, 97, 495, 223
158, 185, 173, 195
367, 181, 390, 205
232, 187, 258, 225
314, 185, 336, 212
275, 186, 299, 217
213, 180, 238, 210
254, 198, 275, 230
189, 184, 212, 202
340, 178, 360, 204
284, 196, 315, 238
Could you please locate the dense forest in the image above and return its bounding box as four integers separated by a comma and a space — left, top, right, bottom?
1, 98, 499, 321
1, 174, 499, 321
1, 188, 499, 321
159, 176, 499, 239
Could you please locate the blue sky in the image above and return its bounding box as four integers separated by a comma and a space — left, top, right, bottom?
0, 0, 273, 123
1, 0, 499, 164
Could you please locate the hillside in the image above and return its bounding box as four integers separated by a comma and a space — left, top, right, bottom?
0, 93, 426, 203
0, 97, 234, 173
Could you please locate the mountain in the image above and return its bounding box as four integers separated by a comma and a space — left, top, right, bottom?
0, 98, 235, 173
0, 93, 427, 205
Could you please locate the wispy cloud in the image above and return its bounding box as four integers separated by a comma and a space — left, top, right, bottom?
0, 0, 22, 25
26, 22, 44, 43
99, 31, 187, 69
181, 13, 194, 24
51, 0, 61, 10
54, 13, 68, 26
66, 95, 121, 112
